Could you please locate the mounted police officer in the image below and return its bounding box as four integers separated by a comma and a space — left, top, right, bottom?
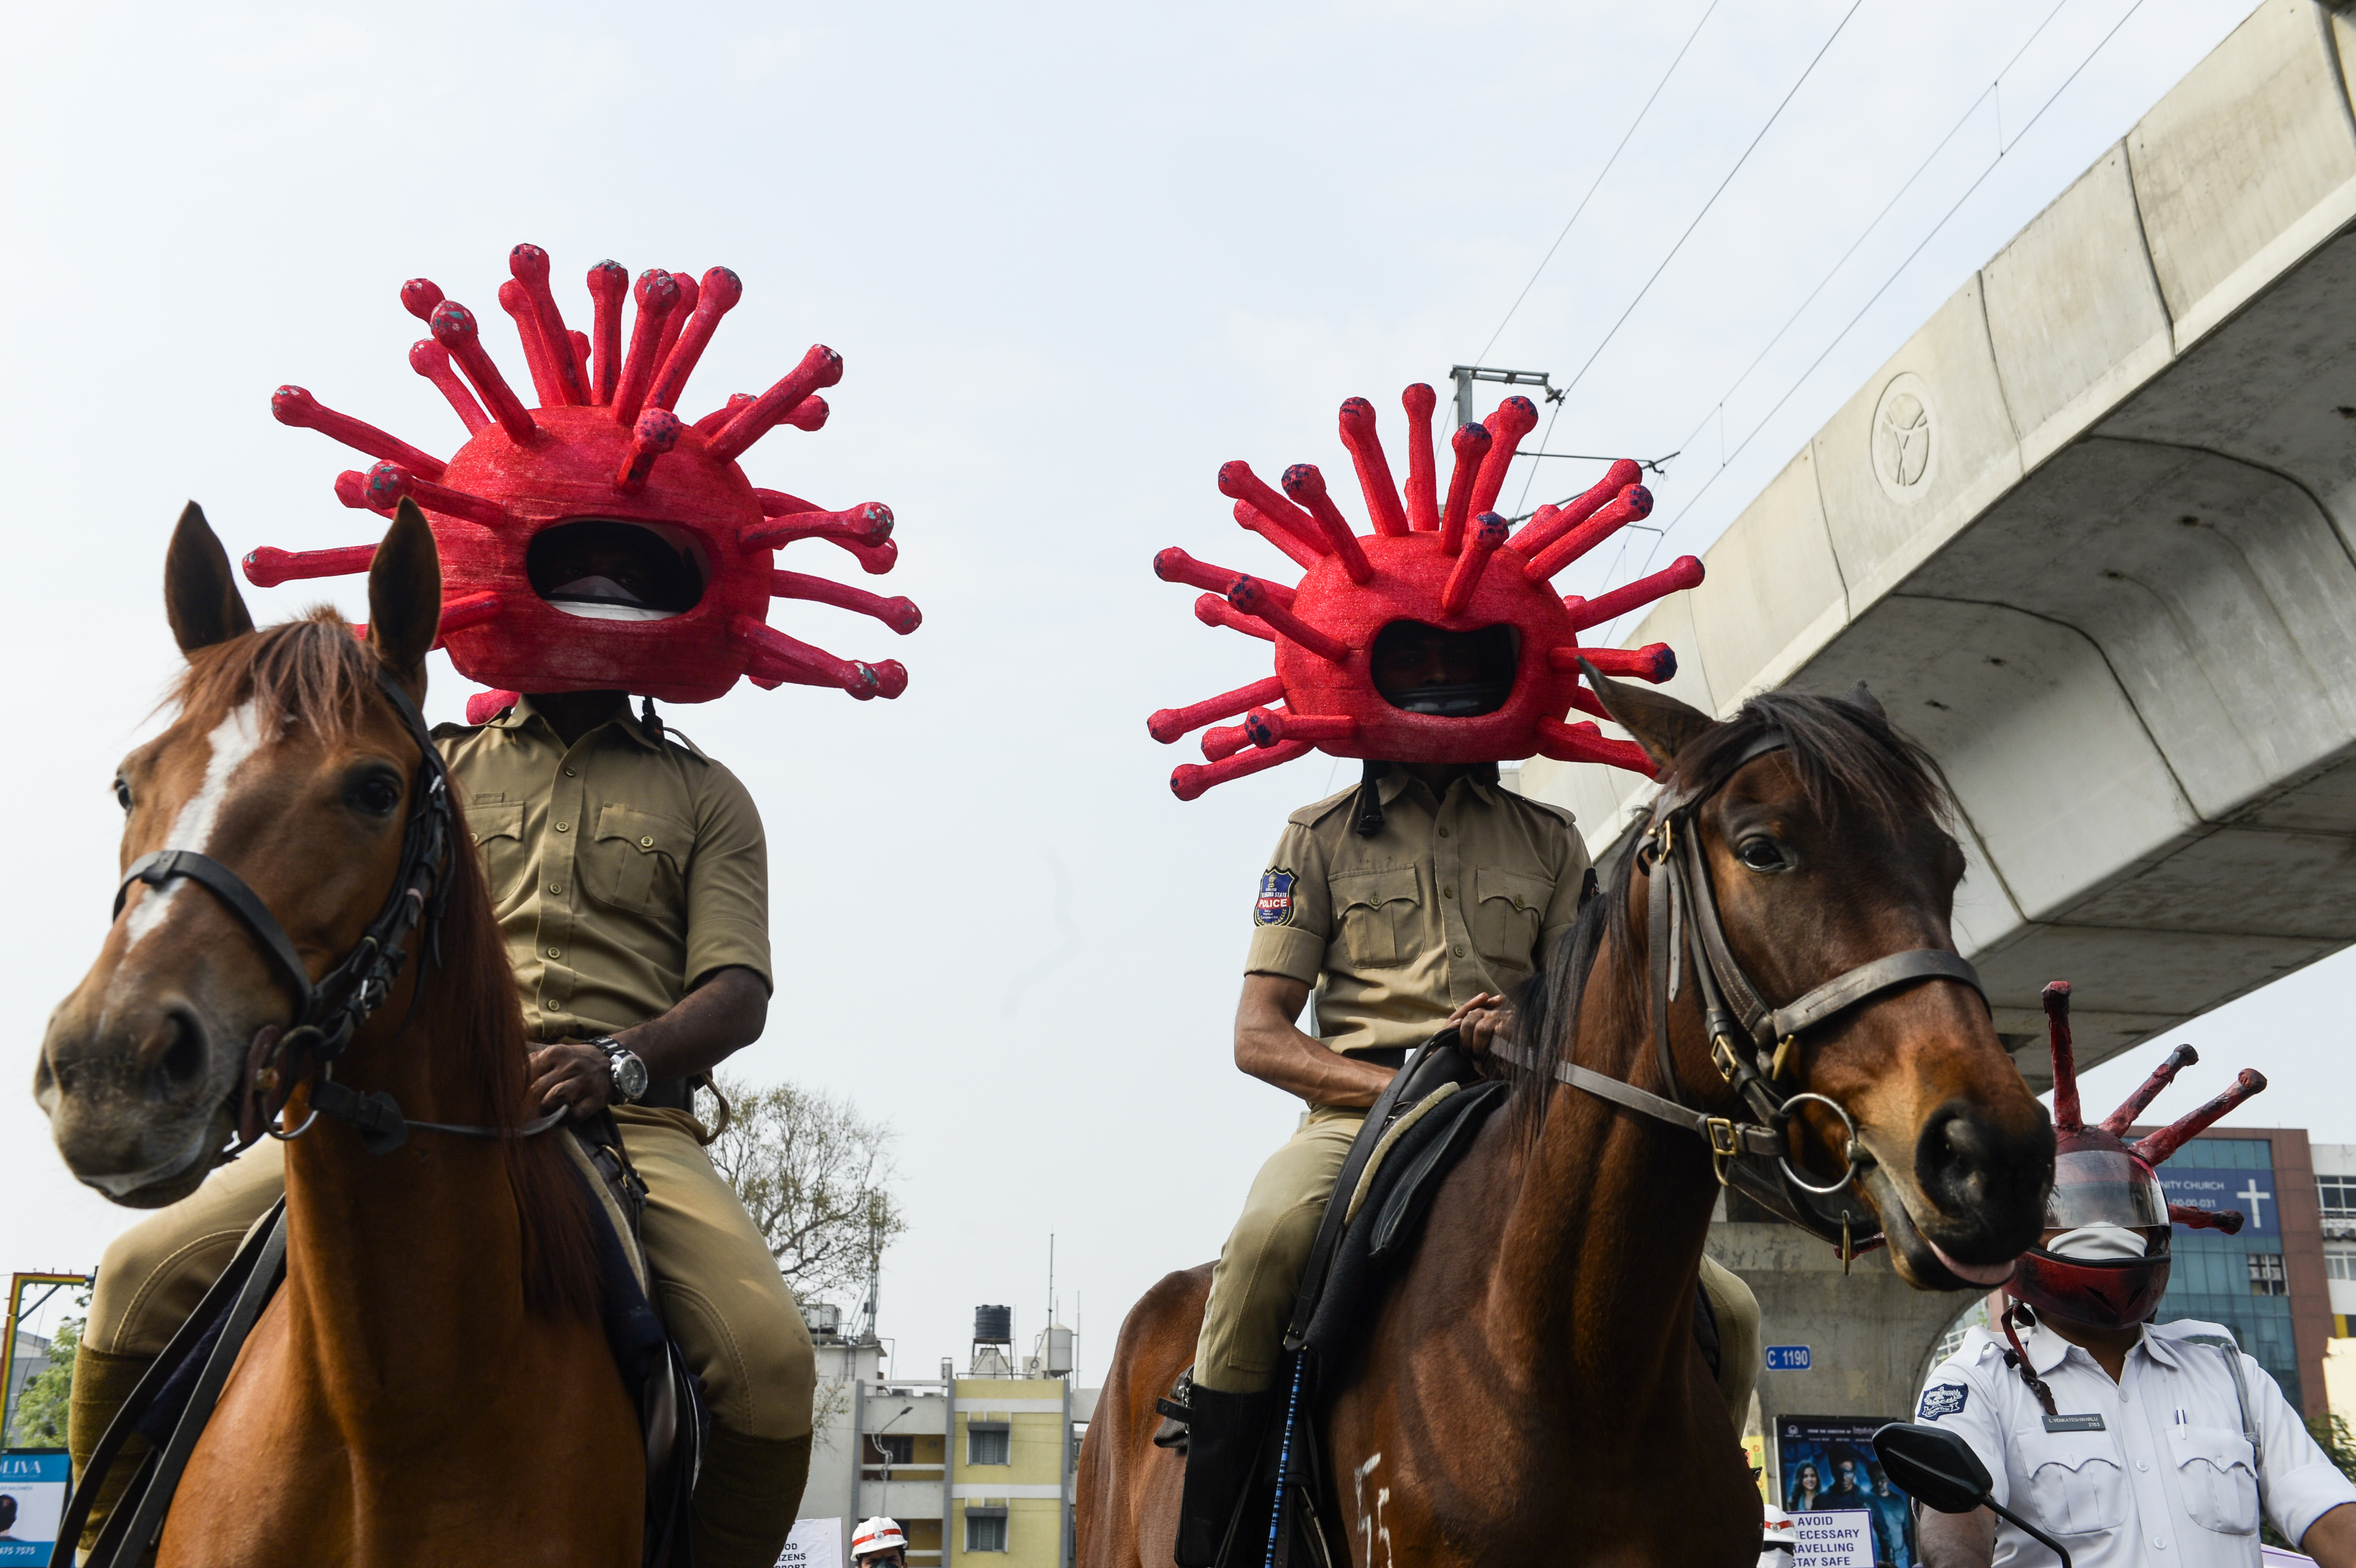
67, 667, 818, 1568
1165, 621, 1763, 1566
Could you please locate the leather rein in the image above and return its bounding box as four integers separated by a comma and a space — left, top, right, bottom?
1496, 729, 1987, 1260
111, 665, 564, 1159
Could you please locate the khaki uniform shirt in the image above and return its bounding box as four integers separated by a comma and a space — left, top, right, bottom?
1243, 770, 1590, 1056
433, 697, 773, 1044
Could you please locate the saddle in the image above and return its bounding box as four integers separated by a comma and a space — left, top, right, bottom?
1171, 1028, 1728, 1568
55, 1117, 705, 1568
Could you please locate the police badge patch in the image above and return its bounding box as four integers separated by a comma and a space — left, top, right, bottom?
1255, 869, 1297, 926
1919, 1384, 1968, 1420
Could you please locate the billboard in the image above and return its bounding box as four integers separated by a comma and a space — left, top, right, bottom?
1776, 1416, 1916, 1568
2159, 1164, 2275, 1236
0, 1450, 68, 1565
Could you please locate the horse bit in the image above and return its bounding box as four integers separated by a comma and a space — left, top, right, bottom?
111, 666, 564, 1158
1496, 727, 1987, 1261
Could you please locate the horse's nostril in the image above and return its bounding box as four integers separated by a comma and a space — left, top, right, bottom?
1916, 1103, 1999, 1207
151, 1008, 211, 1093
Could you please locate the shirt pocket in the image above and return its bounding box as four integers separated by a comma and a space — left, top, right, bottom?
2171, 1424, 2259, 1536
583, 803, 693, 920
2013, 1427, 2129, 1536
1472, 868, 1552, 973
462, 799, 529, 905
1332, 866, 1421, 969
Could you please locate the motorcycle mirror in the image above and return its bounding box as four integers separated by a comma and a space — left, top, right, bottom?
1871, 1423, 1993, 1514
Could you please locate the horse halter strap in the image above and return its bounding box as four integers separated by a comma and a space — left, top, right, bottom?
1624, 729, 1984, 1248
109, 666, 523, 1157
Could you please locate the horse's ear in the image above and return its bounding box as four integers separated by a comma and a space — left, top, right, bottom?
367, 499, 442, 689
1848, 680, 1887, 723
1579, 659, 1715, 770
164, 501, 255, 656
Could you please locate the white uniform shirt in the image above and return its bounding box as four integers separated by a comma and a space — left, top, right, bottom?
1915, 1315, 2356, 1567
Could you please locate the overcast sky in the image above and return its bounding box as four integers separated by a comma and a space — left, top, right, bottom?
5, 0, 2333, 1388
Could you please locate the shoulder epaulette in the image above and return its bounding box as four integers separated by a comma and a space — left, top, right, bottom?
1288, 784, 1362, 830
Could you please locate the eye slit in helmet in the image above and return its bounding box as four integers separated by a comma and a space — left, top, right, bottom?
1371, 620, 1519, 718
526, 518, 708, 622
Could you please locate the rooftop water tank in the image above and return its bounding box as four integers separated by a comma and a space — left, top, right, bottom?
974, 1304, 1012, 1344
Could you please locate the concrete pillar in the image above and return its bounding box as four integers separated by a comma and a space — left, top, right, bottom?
1706, 1220, 1975, 1455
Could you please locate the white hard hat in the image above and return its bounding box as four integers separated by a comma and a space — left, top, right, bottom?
852, 1518, 908, 1560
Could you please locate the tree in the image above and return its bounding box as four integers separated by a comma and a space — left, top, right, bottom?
11, 1310, 81, 1447
707, 1076, 907, 1307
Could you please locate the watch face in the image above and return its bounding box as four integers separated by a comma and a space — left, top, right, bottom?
613, 1053, 649, 1100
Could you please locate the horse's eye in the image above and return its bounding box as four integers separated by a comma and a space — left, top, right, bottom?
349, 774, 404, 818
1736, 836, 1787, 871
113, 777, 132, 813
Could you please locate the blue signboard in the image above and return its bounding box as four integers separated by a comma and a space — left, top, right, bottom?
1765, 1344, 1812, 1372
2160, 1165, 2275, 1235
0, 1449, 68, 1563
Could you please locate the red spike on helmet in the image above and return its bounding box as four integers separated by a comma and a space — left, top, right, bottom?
252, 244, 915, 707
2007, 981, 2269, 1331
1147, 386, 1702, 799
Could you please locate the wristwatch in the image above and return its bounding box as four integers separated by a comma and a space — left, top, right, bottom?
588, 1035, 649, 1104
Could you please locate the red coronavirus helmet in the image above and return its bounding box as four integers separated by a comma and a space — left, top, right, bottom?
1145, 385, 1703, 797
2007, 981, 2267, 1329
252, 243, 916, 719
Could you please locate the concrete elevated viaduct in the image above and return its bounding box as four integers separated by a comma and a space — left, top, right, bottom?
1522, 0, 2356, 1434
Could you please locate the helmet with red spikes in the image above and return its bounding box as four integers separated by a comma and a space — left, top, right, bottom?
2007, 980, 2268, 1330
1145, 385, 1702, 798
255, 244, 916, 719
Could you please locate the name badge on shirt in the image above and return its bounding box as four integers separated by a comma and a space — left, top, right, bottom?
2042, 1413, 2106, 1433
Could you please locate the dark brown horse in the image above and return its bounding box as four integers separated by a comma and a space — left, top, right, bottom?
36, 503, 641, 1565
1080, 675, 2054, 1567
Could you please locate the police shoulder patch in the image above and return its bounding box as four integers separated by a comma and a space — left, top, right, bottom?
1255, 869, 1298, 926
1919, 1383, 1968, 1421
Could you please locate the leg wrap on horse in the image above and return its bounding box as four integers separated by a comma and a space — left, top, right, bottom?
1175, 1384, 1275, 1568
691, 1427, 812, 1568
65, 1343, 154, 1549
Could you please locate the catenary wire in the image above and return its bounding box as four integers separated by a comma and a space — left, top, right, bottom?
1551, 0, 1869, 408
1596, 0, 2150, 641
1472, 0, 1725, 371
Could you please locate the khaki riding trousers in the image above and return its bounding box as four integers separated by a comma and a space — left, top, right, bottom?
78, 1106, 814, 1565
1192, 1105, 1763, 1433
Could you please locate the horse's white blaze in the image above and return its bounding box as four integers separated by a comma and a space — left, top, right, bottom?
124, 701, 266, 949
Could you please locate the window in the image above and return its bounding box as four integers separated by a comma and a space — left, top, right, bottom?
866, 1434, 913, 1466
2247, 1253, 2287, 1296
2321, 1175, 2356, 1220
968, 1422, 1011, 1466
2327, 1246, 2356, 1283
966, 1507, 1008, 1552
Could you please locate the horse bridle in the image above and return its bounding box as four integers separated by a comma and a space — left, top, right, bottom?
111, 665, 559, 1158
1499, 729, 1987, 1261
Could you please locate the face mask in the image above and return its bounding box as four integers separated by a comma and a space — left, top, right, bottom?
2047, 1220, 2148, 1261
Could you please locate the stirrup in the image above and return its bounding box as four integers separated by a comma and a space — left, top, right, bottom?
1153, 1368, 1195, 1449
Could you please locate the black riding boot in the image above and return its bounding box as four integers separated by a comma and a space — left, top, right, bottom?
1174, 1383, 1275, 1568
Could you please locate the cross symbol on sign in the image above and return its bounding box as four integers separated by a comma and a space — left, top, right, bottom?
2235, 1178, 2272, 1232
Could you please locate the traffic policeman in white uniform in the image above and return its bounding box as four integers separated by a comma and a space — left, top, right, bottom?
1914, 1220, 2356, 1566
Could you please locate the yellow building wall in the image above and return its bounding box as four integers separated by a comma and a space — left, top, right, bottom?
950, 1377, 1069, 1568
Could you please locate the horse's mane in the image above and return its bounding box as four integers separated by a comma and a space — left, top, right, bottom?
175, 610, 602, 1322
1503, 687, 1956, 1142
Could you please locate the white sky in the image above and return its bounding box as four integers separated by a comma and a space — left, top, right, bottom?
4, 0, 2336, 1388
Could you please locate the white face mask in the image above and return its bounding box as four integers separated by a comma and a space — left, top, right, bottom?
2048, 1220, 2148, 1261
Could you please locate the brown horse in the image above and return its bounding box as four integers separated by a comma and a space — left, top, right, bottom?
1080, 675, 2055, 1567
36, 502, 641, 1565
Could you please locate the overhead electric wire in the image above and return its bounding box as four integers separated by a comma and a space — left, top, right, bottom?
1472, 0, 1724, 370
1554, 0, 1869, 407
1506, 0, 1867, 515
1596, 0, 2151, 637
